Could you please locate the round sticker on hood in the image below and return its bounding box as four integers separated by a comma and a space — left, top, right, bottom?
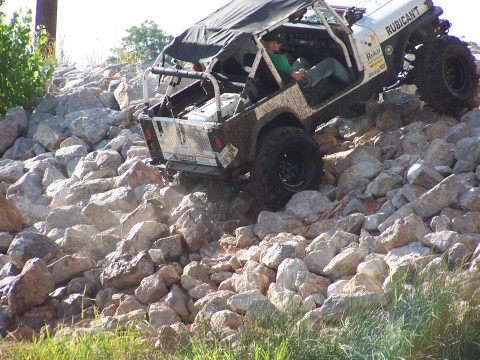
385, 45, 394, 56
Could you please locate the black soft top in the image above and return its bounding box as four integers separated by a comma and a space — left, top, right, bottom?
163, 0, 316, 63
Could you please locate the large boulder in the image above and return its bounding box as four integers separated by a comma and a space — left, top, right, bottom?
4, 258, 54, 315
100, 252, 154, 290
8, 232, 60, 267
0, 197, 22, 233
323, 244, 368, 280
378, 214, 431, 251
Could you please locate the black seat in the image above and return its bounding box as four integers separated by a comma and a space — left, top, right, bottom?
205, 72, 246, 95
243, 54, 295, 99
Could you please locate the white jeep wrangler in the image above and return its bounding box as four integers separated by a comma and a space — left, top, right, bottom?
140, 0, 478, 208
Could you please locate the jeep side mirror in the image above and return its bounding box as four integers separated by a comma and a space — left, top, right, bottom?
344, 7, 365, 27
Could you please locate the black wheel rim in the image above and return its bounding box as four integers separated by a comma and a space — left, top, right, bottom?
444, 55, 467, 92
277, 148, 307, 189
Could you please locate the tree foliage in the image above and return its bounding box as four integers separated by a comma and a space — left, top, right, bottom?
110, 20, 173, 63
0, 9, 53, 115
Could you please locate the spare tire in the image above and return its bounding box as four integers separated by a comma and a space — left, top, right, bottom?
252, 126, 323, 208
414, 35, 478, 115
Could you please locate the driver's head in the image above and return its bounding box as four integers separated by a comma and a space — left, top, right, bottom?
262, 31, 282, 51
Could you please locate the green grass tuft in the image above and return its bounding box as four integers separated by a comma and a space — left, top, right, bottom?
2, 270, 480, 359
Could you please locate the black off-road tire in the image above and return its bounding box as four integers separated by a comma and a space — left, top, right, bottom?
252, 126, 323, 209
414, 35, 478, 115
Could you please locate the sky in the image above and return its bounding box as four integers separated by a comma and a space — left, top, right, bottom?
2, 0, 479, 65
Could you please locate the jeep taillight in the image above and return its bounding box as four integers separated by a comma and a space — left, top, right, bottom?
193, 63, 203, 72
143, 128, 155, 149
213, 136, 223, 148
144, 129, 152, 139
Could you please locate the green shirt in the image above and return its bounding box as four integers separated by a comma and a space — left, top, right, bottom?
267, 52, 293, 75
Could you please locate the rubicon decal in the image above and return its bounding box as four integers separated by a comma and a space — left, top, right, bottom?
385, 6, 420, 36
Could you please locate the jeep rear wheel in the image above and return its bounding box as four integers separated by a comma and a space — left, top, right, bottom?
414, 36, 478, 115
252, 127, 323, 208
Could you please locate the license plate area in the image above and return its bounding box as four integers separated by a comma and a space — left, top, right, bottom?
154, 117, 219, 167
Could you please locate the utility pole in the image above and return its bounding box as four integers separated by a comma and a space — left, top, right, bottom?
35, 0, 58, 55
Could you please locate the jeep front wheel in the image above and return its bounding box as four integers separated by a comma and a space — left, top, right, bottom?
414, 35, 478, 115
252, 127, 323, 208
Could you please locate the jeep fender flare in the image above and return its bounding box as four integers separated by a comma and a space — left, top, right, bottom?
247, 110, 306, 162
389, 6, 444, 73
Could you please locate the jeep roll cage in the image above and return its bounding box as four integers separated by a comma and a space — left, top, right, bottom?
142, 0, 361, 123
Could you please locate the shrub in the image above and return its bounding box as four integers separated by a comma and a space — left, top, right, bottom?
0, 9, 53, 115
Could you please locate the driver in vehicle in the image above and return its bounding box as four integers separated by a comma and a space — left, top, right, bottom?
262, 31, 352, 88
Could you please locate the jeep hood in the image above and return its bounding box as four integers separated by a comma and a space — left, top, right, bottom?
163, 0, 316, 64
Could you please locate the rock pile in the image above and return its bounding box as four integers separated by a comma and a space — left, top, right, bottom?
0, 59, 480, 345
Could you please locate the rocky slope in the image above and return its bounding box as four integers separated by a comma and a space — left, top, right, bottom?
0, 57, 480, 344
